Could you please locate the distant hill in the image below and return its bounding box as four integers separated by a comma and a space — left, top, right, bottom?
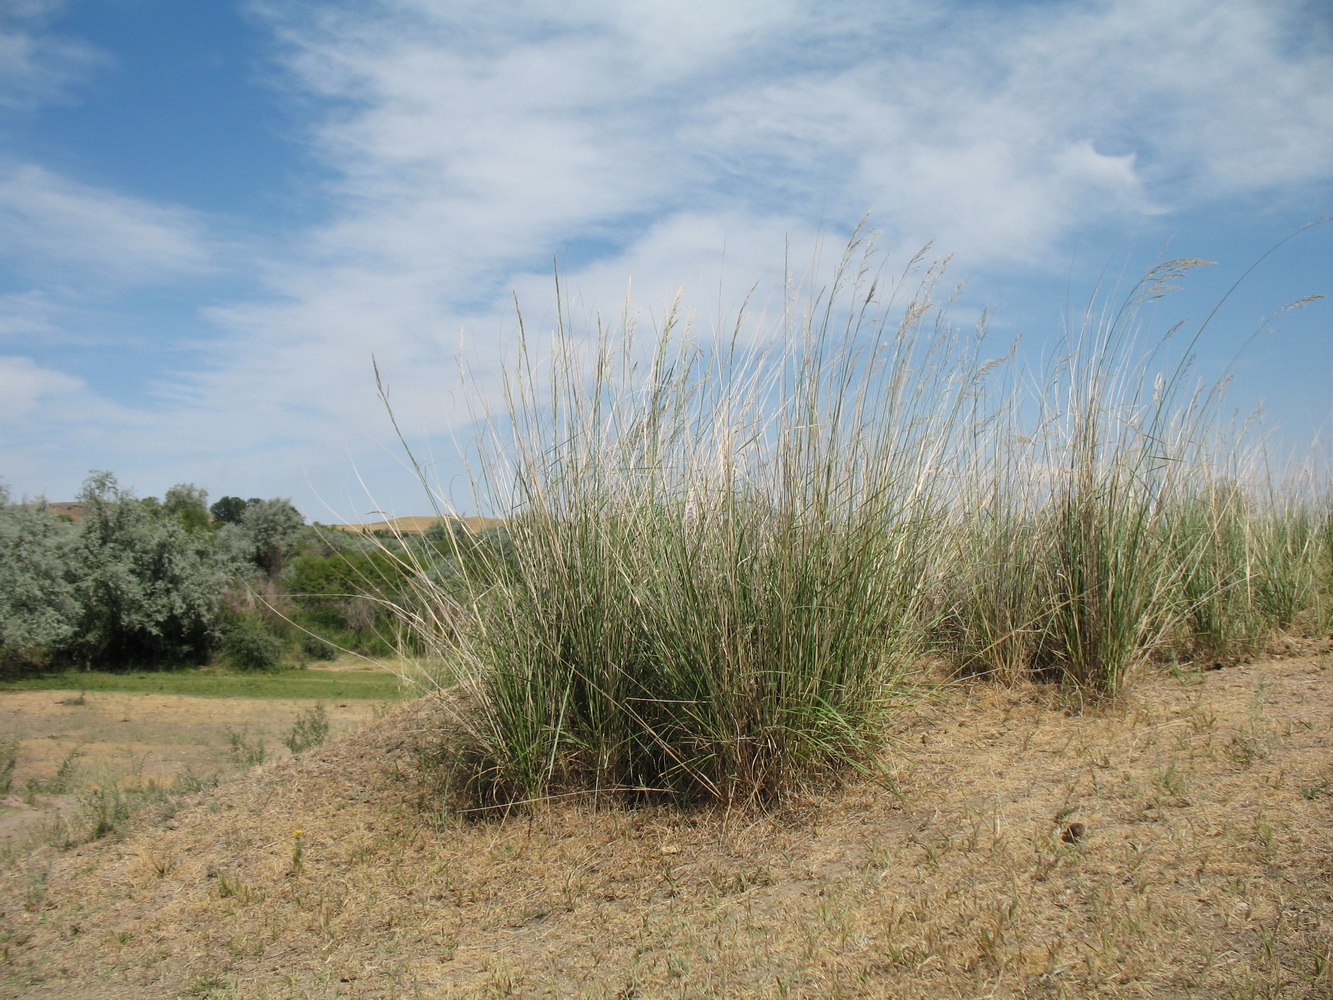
36, 501, 88, 521
327, 515, 505, 535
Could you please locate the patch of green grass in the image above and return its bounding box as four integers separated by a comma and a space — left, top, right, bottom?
0, 666, 408, 700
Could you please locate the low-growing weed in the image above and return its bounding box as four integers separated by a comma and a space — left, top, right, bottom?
1300, 773, 1333, 800
224, 728, 266, 766
212, 871, 265, 905
282, 703, 330, 754
1154, 761, 1190, 800
40, 770, 220, 849
24, 746, 80, 799
183, 972, 232, 998
0, 738, 17, 794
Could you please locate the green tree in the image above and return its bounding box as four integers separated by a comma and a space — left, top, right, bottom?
163, 484, 211, 533
241, 498, 305, 578
209, 495, 249, 526
70, 471, 224, 668
0, 486, 79, 664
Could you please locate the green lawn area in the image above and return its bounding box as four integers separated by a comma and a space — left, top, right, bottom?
0, 664, 418, 700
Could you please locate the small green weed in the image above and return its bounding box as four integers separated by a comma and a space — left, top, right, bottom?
0, 738, 17, 794
1300, 773, 1333, 800
1227, 731, 1270, 767
282, 703, 330, 754
224, 728, 266, 766
212, 871, 266, 905
182, 972, 231, 997
24, 747, 80, 799
78, 786, 133, 842
1154, 761, 1190, 800
42, 772, 216, 849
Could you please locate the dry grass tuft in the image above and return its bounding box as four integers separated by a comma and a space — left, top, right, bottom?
2, 651, 1330, 999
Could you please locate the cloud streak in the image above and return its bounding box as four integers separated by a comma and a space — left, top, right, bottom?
173, 0, 1333, 508
0, 354, 83, 422
0, 0, 106, 112
0, 163, 221, 285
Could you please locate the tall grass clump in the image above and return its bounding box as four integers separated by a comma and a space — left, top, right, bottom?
1031, 260, 1221, 694
1247, 487, 1327, 634
408, 236, 998, 807
386, 227, 1327, 807
1165, 477, 1266, 665
940, 259, 1264, 694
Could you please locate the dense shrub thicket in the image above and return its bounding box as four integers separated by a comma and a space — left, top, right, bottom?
0, 471, 508, 675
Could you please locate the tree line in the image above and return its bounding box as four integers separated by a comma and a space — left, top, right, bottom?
0, 471, 505, 676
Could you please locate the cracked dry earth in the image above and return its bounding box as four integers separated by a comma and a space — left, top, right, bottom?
1, 652, 1330, 999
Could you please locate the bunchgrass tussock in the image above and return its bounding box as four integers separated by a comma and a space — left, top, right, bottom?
380, 226, 1329, 811
395, 232, 997, 808
937, 254, 1326, 695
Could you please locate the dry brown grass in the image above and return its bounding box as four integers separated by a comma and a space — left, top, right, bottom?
2, 651, 1330, 999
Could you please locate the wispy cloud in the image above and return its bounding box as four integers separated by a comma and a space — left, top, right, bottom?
255, 0, 1331, 276
3, 0, 1329, 512
0, 354, 83, 422
0, 0, 106, 111
0, 163, 220, 284
141, 0, 1328, 509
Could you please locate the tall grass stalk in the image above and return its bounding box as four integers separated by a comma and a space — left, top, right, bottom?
1166, 477, 1265, 665
1028, 264, 1202, 693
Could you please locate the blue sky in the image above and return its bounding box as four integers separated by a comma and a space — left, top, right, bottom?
1, 0, 1330, 521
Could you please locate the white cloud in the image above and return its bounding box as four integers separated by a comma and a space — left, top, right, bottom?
0, 163, 219, 284
679, 0, 1330, 265
0, 1, 107, 111
995, 0, 1333, 197
133, 0, 1326, 512
258, 0, 1330, 291
0, 290, 64, 341
0, 355, 83, 421
8, 0, 1329, 516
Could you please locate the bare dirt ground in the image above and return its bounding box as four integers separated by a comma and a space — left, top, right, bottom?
1, 652, 1330, 999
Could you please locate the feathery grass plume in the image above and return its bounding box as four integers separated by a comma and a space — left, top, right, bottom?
397, 230, 1000, 808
